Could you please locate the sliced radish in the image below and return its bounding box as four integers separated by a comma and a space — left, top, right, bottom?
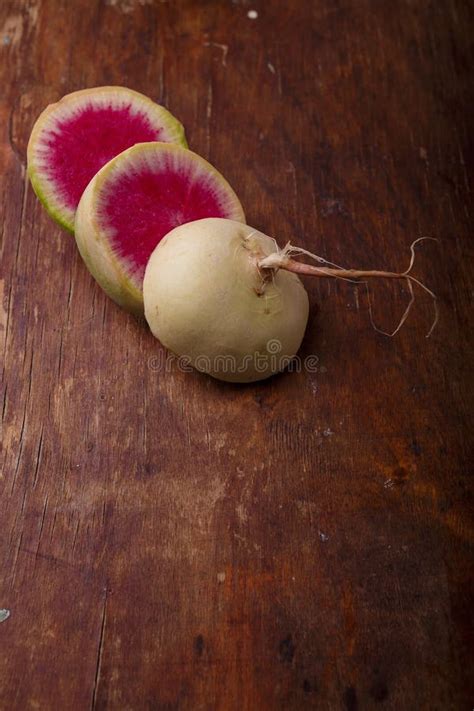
27, 86, 187, 232
74, 142, 245, 315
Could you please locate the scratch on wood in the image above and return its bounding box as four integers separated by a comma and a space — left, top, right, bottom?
32, 425, 44, 488
0, 279, 9, 364
204, 41, 228, 67
38, 496, 48, 542
287, 161, 298, 207
66, 267, 74, 321
71, 343, 79, 378
27, 337, 35, 398
101, 500, 107, 525
354, 286, 360, 311
156, 45, 165, 102
23, 548, 76, 568
2, 384, 7, 420
72, 517, 80, 552
143, 387, 148, 454
57, 330, 64, 380
105, 0, 152, 13
50, 510, 58, 540
8, 98, 25, 167
10, 406, 27, 493
206, 83, 213, 156
20, 485, 28, 515
15, 172, 29, 270
275, 47, 283, 96
91, 588, 108, 710
101, 297, 108, 329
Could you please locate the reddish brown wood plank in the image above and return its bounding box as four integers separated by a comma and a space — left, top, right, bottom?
1, 1, 473, 709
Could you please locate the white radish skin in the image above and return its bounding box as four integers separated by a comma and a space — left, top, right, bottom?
75, 177, 144, 314
143, 218, 309, 383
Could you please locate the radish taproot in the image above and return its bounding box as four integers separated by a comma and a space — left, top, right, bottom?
74, 143, 245, 315
27, 86, 187, 232
144, 219, 438, 383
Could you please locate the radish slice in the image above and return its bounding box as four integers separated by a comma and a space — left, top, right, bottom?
75, 142, 245, 315
27, 86, 187, 232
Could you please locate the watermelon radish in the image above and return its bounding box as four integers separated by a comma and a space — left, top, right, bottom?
74, 142, 245, 315
143, 220, 438, 382
143, 218, 309, 382
27, 86, 187, 233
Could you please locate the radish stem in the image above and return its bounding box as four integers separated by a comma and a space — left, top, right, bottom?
257, 237, 439, 338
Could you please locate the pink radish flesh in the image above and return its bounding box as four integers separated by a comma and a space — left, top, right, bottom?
98, 164, 240, 277
45, 106, 162, 209
74, 142, 245, 314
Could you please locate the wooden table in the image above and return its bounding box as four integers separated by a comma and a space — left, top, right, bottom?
1, 1, 472, 708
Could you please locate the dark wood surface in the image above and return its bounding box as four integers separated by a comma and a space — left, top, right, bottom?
1, 1, 473, 709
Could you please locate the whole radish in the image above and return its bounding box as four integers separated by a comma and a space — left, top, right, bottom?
144, 218, 438, 383
143, 218, 309, 382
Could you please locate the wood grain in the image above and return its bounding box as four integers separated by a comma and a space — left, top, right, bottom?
1, 1, 473, 709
